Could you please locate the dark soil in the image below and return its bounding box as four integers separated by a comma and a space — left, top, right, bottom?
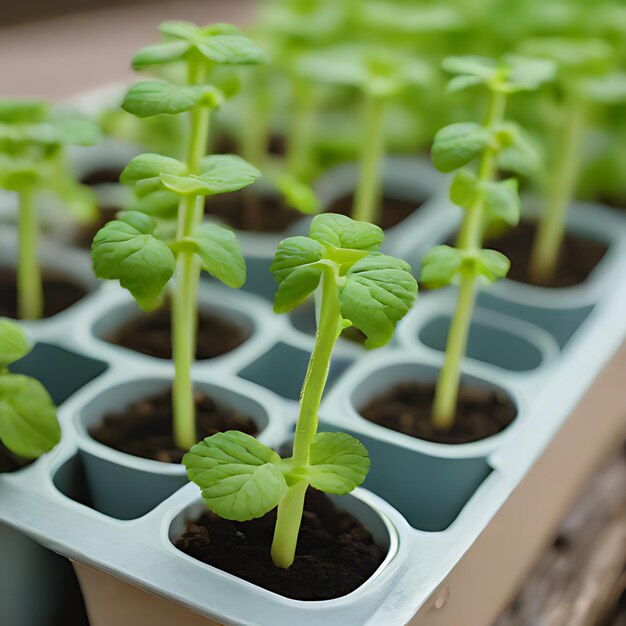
0, 268, 87, 319
80, 167, 122, 186
176, 488, 385, 600
327, 193, 423, 230
0, 443, 32, 473
90, 388, 258, 463
485, 220, 607, 288
108, 306, 249, 360
360, 382, 516, 444
205, 189, 303, 233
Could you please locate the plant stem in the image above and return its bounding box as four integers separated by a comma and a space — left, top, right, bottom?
432, 89, 506, 430
172, 58, 211, 451
270, 264, 340, 568
352, 94, 387, 225
17, 188, 43, 320
286, 77, 316, 181
528, 93, 586, 285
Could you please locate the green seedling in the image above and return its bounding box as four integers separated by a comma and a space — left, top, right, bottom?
518, 37, 625, 284
0, 100, 100, 319
297, 44, 431, 224
184, 213, 417, 569
0, 318, 60, 460
92, 22, 267, 451
422, 55, 554, 429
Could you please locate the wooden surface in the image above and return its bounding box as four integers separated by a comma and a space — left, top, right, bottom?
0, 0, 251, 99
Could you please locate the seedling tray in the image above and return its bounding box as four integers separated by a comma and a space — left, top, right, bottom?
0, 85, 624, 626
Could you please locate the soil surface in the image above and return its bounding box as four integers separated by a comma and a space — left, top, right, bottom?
176, 488, 385, 600
485, 220, 607, 288
0, 443, 32, 473
327, 193, 423, 230
108, 306, 249, 360
360, 382, 516, 444
90, 388, 258, 463
0, 268, 87, 319
205, 189, 303, 233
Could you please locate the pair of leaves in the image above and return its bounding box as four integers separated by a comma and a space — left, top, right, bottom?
297, 44, 430, 99
431, 121, 540, 175
120, 152, 261, 198
271, 214, 417, 349
0, 319, 60, 459
420, 245, 510, 289
443, 54, 555, 95
92, 211, 246, 310
183, 430, 369, 522
122, 82, 225, 118
450, 170, 520, 227
132, 21, 269, 70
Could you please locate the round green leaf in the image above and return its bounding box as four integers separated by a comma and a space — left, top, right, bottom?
0, 319, 32, 370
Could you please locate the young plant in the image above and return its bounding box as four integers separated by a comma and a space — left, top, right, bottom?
297, 45, 431, 224
422, 55, 554, 429
519, 38, 624, 284
0, 318, 60, 460
184, 213, 417, 568
92, 22, 267, 451
0, 100, 100, 319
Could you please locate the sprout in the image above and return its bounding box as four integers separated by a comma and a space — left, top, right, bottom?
422, 54, 553, 429
184, 214, 417, 568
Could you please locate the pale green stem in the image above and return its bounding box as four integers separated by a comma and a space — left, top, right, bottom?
270, 265, 341, 568
433, 90, 506, 430
17, 188, 43, 320
529, 94, 586, 285
172, 59, 212, 451
286, 78, 316, 181
352, 94, 387, 225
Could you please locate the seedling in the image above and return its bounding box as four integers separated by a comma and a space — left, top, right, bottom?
297, 45, 430, 224
0, 318, 60, 460
422, 55, 554, 429
184, 213, 417, 568
92, 22, 267, 451
0, 99, 100, 319
519, 38, 625, 284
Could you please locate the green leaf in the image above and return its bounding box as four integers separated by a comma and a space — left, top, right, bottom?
190, 223, 246, 288
274, 266, 323, 314
431, 123, 493, 172
160, 155, 260, 196
503, 55, 556, 92
91, 211, 175, 310
420, 245, 463, 289
183, 431, 287, 522
0, 99, 48, 124
129, 190, 179, 218
520, 37, 612, 76
497, 125, 541, 177
475, 249, 510, 283
309, 213, 384, 252
447, 75, 483, 93
196, 35, 269, 65
47, 117, 101, 146
120, 153, 187, 185
340, 254, 417, 349
122, 82, 224, 118
308, 432, 370, 494
0, 375, 60, 459
158, 20, 202, 40
0, 319, 32, 370
484, 179, 520, 226
449, 169, 478, 209
275, 173, 319, 215
442, 56, 498, 80
131, 41, 191, 69
271, 236, 325, 282
585, 72, 626, 105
